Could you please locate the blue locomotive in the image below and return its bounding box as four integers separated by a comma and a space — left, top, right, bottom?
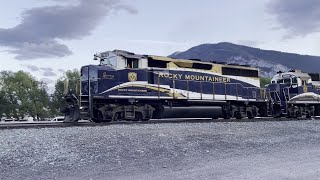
267, 70, 320, 118
63, 50, 320, 122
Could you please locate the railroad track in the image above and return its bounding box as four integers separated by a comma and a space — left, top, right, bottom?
0, 117, 319, 130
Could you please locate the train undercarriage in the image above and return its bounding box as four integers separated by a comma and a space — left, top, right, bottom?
62, 93, 320, 123
271, 103, 320, 118
63, 92, 270, 123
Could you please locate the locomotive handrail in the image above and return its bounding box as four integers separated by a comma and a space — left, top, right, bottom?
157, 75, 160, 99
283, 87, 291, 100
79, 77, 81, 107
236, 84, 238, 100
274, 91, 282, 106
157, 77, 266, 101
187, 80, 190, 99
225, 83, 227, 100
63, 79, 69, 96
212, 83, 215, 100
200, 81, 203, 100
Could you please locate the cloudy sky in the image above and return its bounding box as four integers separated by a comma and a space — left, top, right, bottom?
0, 0, 320, 90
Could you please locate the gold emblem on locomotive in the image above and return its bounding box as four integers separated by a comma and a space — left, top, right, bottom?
128, 72, 137, 82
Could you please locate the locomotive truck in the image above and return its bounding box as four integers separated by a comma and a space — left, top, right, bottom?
62, 50, 320, 122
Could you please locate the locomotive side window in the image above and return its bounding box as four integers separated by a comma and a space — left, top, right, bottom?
126, 58, 139, 68
133, 59, 139, 68
192, 63, 212, 70
309, 73, 320, 81
222, 67, 259, 77
148, 59, 167, 68
89, 67, 97, 80
302, 80, 307, 85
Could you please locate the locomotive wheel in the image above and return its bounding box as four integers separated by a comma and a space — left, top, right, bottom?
286, 110, 293, 118
212, 116, 219, 120
133, 112, 143, 121
273, 111, 282, 118
91, 111, 101, 123
306, 111, 311, 118
272, 104, 282, 118
92, 118, 102, 123
258, 105, 268, 117
247, 111, 254, 119
93, 111, 112, 123
235, 111, 242, 119
100, 119, 111, 123
222, 111, 231, 119
113, 112, 122, 121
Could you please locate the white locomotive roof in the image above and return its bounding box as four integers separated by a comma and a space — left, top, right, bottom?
104, 50, 258, 70
274, 71, 310, 79
291, 71, 311, 79
112, 50, 146, 59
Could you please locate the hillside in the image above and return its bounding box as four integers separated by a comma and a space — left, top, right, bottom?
169, 42, 320, 77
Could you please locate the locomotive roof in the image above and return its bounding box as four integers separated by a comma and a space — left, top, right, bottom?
109, 49, 258, 71
284, 70, 311, 79
273, 70, 311, 82
148, 55, 258, 70
112, 50, 146, 59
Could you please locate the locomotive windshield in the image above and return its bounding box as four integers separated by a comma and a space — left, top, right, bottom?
101, 56, 117, 69
275, 76, 298, 84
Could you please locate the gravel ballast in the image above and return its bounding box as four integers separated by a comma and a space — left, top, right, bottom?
1, 120, 320, 180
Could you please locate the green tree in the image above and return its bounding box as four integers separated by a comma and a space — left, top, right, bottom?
0, 71, 20, 118
50, 69, 80, 116
0, 87, 9, 117
260, 77, 271, 87
0, 71, 50, 120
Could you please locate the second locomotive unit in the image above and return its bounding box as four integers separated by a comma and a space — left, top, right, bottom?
267, 70, 320, 118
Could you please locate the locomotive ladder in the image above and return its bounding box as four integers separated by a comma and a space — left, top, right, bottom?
79, 95, 91, 119
78, 68, 91, 120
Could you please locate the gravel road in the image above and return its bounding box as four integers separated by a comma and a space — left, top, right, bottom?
1, 120, 320, 180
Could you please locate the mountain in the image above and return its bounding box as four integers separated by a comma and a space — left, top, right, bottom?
169, 42, 320, 77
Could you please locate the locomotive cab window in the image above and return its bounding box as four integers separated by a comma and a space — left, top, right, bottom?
283, 78, 291, 84
126, 58, 139, 68
292, 77, 298, 84
277, 79, 283, 83
101, 56, 117, 69
81, 67, 88, 81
